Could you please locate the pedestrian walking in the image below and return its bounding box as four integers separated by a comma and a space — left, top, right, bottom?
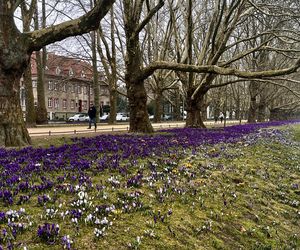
87, 104, 97, 129
219, 113, 224, 123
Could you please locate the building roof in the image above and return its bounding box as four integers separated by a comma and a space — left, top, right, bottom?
31, 52, 95, 81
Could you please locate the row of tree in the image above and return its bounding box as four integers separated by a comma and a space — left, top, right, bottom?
0, 0, 299, 147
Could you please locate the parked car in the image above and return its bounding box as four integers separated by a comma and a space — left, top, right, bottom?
162, 114, 172, 121
116, 113, 129, 122
68, 114, 89, 122
100, 114, 109, 122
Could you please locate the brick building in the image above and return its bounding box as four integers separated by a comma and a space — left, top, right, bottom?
20, 53, 109, 121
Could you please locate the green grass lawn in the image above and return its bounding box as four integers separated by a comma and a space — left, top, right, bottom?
1, 124, 300, 249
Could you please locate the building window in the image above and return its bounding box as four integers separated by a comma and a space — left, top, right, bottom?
83, 101, 88, 110
62, 83, 67, 92
78, 85, 82, 94
56, 66, 61, 75
70, 99, 75, 109
54, 98, 59, 109
72, 84, 75, 93
63, 99, 67, 109
54, 82, 58, 91
48, 81, 54, 91
83, 86, 87, 95
48, 98, 53, 108
68, 83, 72, 92
106, 101, 110, 105
69, 68, 74, 77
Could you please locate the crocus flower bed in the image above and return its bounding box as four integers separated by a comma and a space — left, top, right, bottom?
0, 121, 299, 249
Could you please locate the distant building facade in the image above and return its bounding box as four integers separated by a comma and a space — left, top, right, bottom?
20, 53, 109, 120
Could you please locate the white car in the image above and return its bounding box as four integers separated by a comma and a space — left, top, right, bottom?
116, 113, 129, 122
68, 114, 89, 122
100, 114, 109, 122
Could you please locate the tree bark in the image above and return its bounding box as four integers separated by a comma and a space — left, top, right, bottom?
0, 2, 32, 146
185, 89, 206, 128
247, 97, 257, 123
127, 81, 153, 132
35, 50, 48, 124
154, 90, 163, 122
91, 31, 100, 122
247, 81, 259, 123
23, 63, 36, 126
108, 88, 117, 124
0, 71, 31, 147
174, 88, 181, 120
257, 101, 267, 122
21, 0, 37, 127
123, 0, 159, 133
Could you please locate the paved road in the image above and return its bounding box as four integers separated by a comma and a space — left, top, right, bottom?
27, 120, 243, 137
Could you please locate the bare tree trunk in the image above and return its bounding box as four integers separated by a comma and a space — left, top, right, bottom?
174, 88, 181, 120
247, 97, 257, 123
35, 50, 48, 124
35, 3, 48, 124
109, 88, 117, 124
123, 1, 156, 133
23, 64, 36, 126
0, 71, 31, 146
247, 81, 259, 123
257, 101, 267, 122
127, 81, 153, 132
21, 0, 37, 127
0, 3, 31, 146
91, 31, 100, 122
154, 90, 163, 122
185, 90, 206, 128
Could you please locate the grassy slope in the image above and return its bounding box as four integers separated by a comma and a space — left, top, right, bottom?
5, 125, 300, 249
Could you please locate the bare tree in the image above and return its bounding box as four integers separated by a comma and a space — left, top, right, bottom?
97, 6, 119, 124
0, 0, 115, 147
20, 0, 37, 126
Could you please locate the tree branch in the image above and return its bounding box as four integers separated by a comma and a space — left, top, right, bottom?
139, 58, 300, 82
132, 0, 164, 39
210, 78, 300, 98
27, 0, 115, 51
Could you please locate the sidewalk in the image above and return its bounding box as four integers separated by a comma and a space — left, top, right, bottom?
27, 120, 244, 137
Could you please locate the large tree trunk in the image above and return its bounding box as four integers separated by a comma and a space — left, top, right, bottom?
0, 71, 31, 147
124, 1, 153, 133
127, 81, 153, 132
154, 90, 163, 122
247, 97, 257, 123
185, 90, 206, 128
0, 2, 31, 146
247, 81, 259, 123
257, 101, 267, 122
